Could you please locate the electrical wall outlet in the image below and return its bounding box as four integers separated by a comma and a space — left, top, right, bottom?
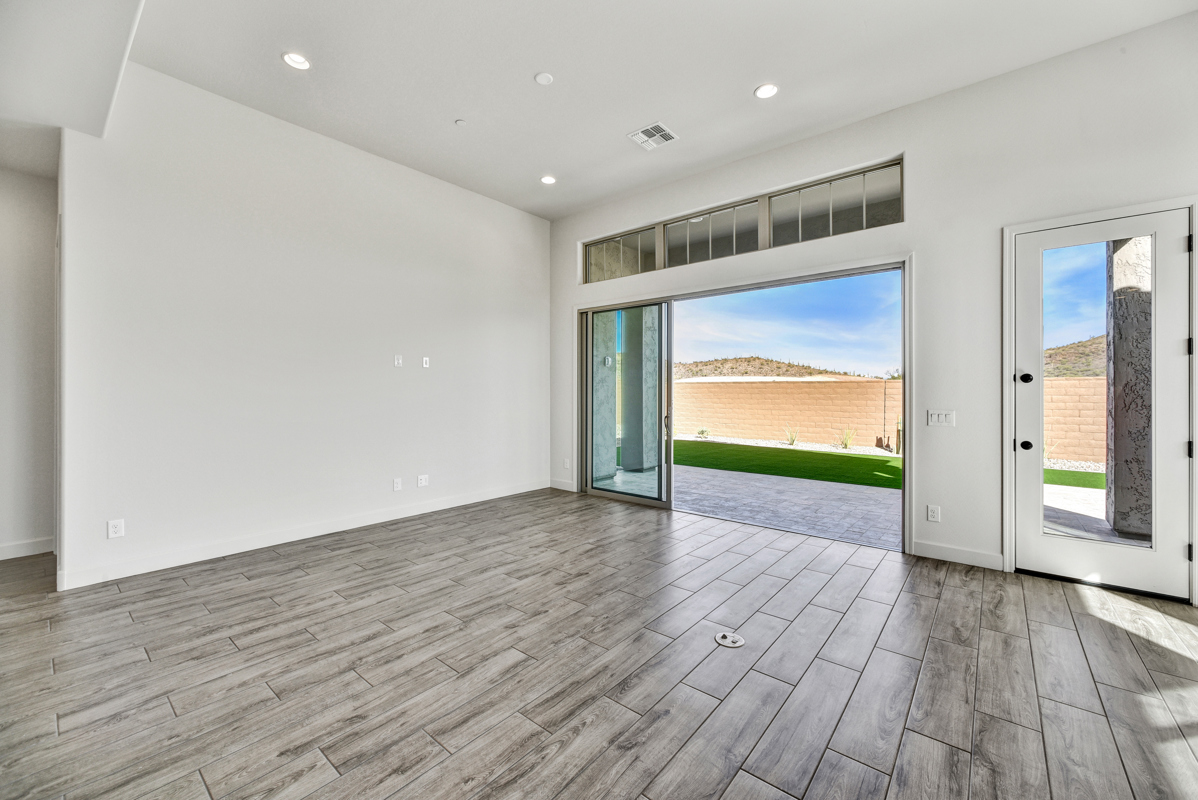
564, 458, 570, 470
423, 357, 430, 368
418, 474, 429, 487
394, 355, 402, 367
927, 505, 941, 523
393, 478, 402, 491
107, 519, 125, 539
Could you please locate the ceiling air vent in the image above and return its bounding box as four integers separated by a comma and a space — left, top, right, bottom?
628, 123, 678, 151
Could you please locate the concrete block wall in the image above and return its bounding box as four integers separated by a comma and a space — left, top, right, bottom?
1043, 377, 1106, 463
675, 376, 1106, 463
673, 380, 904, 448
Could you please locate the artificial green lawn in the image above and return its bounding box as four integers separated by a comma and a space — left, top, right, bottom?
1043, 468, 1106, 489
673, 440, 1103, 491
673, 440, 903, 489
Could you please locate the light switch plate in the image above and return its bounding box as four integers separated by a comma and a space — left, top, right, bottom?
423, 357, 430, 368
418, 475, 429, 487
394, 355, 402, 367
927, 410, 955, 427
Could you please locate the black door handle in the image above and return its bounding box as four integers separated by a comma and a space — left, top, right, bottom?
1019, 374, 1034, 383
1020, 441, 1033, 450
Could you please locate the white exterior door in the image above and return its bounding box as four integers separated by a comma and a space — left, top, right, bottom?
1014, 209, 1191, 599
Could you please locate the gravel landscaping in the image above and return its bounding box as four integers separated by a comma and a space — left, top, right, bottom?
1044, 458, 1105, 473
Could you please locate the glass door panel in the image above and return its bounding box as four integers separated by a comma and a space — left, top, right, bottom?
1040, 240, 1152, 546
589, 304, 667, 503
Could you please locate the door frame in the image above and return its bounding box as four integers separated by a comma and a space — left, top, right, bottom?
576, 256, 914, 553
1001, 196, 1198, 603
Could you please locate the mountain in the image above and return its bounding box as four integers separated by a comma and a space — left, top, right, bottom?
1044, 335, 1105, 378
673, 356, 869, 380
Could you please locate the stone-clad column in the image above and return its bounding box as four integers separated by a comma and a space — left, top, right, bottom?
619, 307, 660, 472
591, 311, 618, 480
1106, 237, 1152, 535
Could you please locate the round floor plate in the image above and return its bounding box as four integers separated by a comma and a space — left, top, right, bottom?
715, 632, 745, 648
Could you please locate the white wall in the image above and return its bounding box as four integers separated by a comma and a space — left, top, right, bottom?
0, 167, 57, 560
58, 63, 550, 589
549, 13, 1198, 570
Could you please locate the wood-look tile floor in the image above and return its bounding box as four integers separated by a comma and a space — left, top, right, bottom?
3, 489, 1198, 800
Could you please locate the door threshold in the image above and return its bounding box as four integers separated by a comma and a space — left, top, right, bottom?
1014, 568, 1188, 605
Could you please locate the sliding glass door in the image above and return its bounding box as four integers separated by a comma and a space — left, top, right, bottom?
585, 303, 671, 507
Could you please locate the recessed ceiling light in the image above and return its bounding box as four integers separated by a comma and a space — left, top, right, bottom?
282, 53, 310, 70
541, 175, 556, 184
534, 72, 554, 85
754, 83, 778, 99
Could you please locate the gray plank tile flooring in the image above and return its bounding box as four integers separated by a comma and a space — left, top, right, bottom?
2, 488, 1198, 800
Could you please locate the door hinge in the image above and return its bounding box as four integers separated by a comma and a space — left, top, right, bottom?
1189, 338, 1194, 355
1189, 441, 1194, 458
1188, 233, 1194, 252
1189, 544, 1194, 562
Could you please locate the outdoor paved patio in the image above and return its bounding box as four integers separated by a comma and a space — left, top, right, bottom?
1043, 484, 1151, 547
673, 464, 902, 550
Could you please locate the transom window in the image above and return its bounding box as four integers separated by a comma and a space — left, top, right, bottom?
585, 161, 902, 283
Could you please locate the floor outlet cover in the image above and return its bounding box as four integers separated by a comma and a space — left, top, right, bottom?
715, 632, 745, 648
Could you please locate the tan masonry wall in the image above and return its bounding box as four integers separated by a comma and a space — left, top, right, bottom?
673, 376, 1106, 463
1042, 376, 1106, 463
673, 380, 904, 449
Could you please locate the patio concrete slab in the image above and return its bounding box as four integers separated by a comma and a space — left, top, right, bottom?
673, 464, 902, 550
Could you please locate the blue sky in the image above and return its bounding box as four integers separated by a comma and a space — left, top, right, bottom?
673, 271, 902, 377
1043, 242, 1106, 349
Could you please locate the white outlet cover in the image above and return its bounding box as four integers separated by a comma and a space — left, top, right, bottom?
418, 474, 429, 487
107, 519, 125, 538
564, 458, 570, 470
927, 505, 941, 522
423, 357, 430, 368
393, 478, 402, 491
394, 355, 402, 367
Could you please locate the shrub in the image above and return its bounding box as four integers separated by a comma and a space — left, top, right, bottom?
835, 429, 857, 449
784, 426, 799, 446
696, 428, 710, 439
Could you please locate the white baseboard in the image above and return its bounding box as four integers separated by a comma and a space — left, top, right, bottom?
550, 479, 578, 492
911, 539, 1004, 570
57, 478, 550, 592
0, 537, 54, 562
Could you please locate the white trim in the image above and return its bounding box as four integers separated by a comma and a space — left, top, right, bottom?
912, 539, 1003, 570
56, 478, 550, 591
1002, 196, 1198, 603
571, 252, 911, 316
902, 254, 915, 556
1002, 223, 1017, 572
1, 537, 55, 562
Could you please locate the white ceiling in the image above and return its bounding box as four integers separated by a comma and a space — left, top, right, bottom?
0, 0, 144, 137
130, 0, 1197, 220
